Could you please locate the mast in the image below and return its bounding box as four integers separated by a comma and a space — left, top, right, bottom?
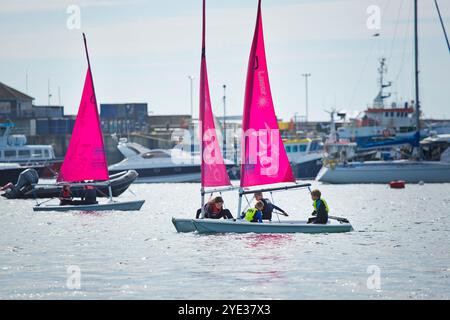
374, 57, 391, 108
83, 33, 98, 107
414, 0, 420, 141
200, 0, 206, 218
58, 33, 109, 183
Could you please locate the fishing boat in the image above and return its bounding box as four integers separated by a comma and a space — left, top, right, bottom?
172, 0, 234, 232
284, 138, 324, 179
32, 34, 144, 212
174, 0, 352, 234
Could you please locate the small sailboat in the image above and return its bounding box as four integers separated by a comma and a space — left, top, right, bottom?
172, 0, 234, 232
33, 34, 144, 212
176, 0, 352, 234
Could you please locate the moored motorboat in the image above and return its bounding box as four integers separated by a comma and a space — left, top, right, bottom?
1, 169, 137, 199
108, 140, 236, 183
316, 160, 450, 184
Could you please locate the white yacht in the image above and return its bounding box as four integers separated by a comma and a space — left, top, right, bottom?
316, 159, 450, 184
108, 139, 235, 183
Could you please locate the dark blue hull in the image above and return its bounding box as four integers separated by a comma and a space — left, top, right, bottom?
291, 158, 323, 180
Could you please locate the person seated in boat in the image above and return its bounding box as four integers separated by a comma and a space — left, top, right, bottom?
195, 196, 234, 219
307, 189, 329, 224
81, 185, 97, 205
254, 192, 288, 221
59, 184, 73, 205
241, 200, 264, 223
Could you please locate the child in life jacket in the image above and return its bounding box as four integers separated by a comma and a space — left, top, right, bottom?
59, 184, 73, 205
241, 200, 264, 223
307, 189, 329, 224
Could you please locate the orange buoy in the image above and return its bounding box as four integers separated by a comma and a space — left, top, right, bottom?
389, 180, 405, 189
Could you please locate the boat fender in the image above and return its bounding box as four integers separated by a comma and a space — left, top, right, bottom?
389, 180, 405, 189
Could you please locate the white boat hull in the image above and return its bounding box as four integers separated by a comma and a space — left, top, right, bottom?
172, 218, 197, 232
33, 200, 145, 212
134, 172, 201, 183
316, 160, 450, 184
173, 218, 353, 234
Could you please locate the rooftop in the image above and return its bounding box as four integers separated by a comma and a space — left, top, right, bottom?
0, 82, 34, 101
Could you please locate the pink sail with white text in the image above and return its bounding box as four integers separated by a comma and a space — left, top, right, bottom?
240, 0, 295, 188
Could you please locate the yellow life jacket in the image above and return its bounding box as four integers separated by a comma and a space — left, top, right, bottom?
244, 208, 258, 222
313, 198, 329, 213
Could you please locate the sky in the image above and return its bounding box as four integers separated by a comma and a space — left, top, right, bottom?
0, 0, 449, 121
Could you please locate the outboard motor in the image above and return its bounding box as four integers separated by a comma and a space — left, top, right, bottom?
2, 168, 39, 199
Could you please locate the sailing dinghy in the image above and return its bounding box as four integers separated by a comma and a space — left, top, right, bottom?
172, 0, 235, 232
33, 34, 144, 212
189, 0, 353, 234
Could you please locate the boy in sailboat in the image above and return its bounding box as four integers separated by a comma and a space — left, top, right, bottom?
254, 192, 288, 221
307, 189, 329, 224
241, 200, 264, 223
196, 196, 234, 219
81, 185, 97, 205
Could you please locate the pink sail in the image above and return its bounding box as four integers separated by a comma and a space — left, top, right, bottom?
240, 0, 295, 187
200, 0, 231, 188
57, 36, 109, 183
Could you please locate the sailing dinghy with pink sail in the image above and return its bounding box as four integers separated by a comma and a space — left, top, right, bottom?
191, 0, 353, 233
172, 0, 236, 232
33, 34, 144, 212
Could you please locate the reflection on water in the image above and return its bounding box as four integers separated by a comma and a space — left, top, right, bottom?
244, 233, 295, 248
0, 182, 449, 299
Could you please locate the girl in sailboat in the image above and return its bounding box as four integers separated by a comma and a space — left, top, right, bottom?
59, 184, 73, 205
307, 189, 329, 224
196, 196, 234, 219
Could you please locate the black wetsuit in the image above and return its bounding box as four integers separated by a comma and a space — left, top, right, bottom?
195, 204, 233, 219
260, 198, 286, 220
82, 188, 97, 204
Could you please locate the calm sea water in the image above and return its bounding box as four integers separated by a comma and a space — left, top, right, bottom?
0, 181, 449, 299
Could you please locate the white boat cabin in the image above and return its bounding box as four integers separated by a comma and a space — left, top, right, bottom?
0, 123, 55, 163
283, 138, 323, 162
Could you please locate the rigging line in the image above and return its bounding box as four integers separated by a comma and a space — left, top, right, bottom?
381, 0, 394, 55
388, 0, 405, 63
242, 194, 253, 213
348, 38, 377, 109
346, 0, 394, 109
434, 0, 450, 53
394, 0, 413, 95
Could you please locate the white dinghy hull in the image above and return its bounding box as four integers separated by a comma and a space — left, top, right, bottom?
33, 200, 145, 212
172, 218, 197, 233
192, 219, 353, 234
